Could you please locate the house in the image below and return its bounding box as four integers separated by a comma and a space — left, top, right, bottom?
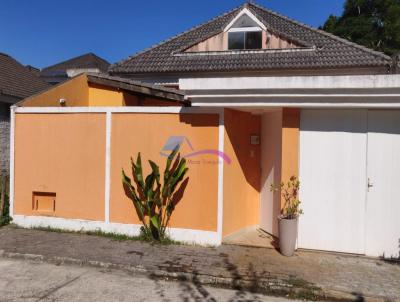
9, 2, 400, 258
0, 53, 49, 174
40, 53, 110, 85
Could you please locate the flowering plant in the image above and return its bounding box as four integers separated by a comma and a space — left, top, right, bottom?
270, 176, 303, 219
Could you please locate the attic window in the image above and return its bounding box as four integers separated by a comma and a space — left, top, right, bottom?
228, 30, 262, 50
224, 8, 265, 50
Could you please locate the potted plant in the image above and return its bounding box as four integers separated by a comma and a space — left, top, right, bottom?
270, 176, 303, 256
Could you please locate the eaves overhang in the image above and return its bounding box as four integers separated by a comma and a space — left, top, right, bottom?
181, 75, 400, 109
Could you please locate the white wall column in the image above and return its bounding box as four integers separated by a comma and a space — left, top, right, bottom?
104, 111, 112, 223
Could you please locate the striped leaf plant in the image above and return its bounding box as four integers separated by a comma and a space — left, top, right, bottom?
122, 145, 189, 241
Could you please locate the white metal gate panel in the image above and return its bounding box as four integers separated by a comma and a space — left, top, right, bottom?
366, 110, 400, 258
299, 110, 367, 254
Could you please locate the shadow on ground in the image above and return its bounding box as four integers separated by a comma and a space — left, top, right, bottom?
148, 252, 320, 302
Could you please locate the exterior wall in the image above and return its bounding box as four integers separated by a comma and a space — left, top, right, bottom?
11, 105, 299, 243
221, 108, 299, 238
260, 110, 282, 236
281, 108, 300, 197
185, 30, 299, 52
13, 113, 106, 221
21, 74, 89, 107
222, 109, 261, 237
132, 67, 390, 87
110, 113, 219, 232
21, 79, 180, 108
88, 84, 169, 106
265, 31, 297, 49
186, 32, 227, 52
12, 109, 222, 244
88, 83, 124, 106
123, 93, 139, 106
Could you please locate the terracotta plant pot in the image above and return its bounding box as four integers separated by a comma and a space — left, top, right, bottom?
278, 216, 298, 256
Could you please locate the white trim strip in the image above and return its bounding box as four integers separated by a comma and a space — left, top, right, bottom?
12, 215, 220, 246
188, 94, 400, 98
9, 106, 15, 218
227, 27, 262, 32
217, 109, 225, 242
13, 107, 220, 114
223, 7, 267, 32
192, 102, 400, 109
104, 112, 112, 223
180, 74, 400, 90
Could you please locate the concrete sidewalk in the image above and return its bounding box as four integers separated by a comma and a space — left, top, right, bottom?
0, 225, 399, 301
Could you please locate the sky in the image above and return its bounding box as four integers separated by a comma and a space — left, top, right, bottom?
0, 0, 345, 69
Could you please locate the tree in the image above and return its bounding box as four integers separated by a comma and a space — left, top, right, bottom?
320, 0, 400, 55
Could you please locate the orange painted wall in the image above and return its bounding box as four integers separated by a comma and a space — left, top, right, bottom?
110, 113, 219, 231
281, 108, 300, 185
88, 83, 124, 106
21, 74, 89, 107
21, 77, 181, 108
223, 109, 261, 237
88, 83, 183, 107
13, 113, 106, 221
279, 108, 300, 208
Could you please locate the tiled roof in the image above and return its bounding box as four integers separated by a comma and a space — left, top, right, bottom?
0, 53, 49, 100
41, 53, 110, 76
109, 2, 392, 74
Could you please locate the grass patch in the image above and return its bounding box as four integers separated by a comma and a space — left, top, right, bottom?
287, 277, 321, 301
28, 225, 182, 245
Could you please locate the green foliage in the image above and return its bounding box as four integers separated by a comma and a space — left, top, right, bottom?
29, 226, 181, 245
320, 0, 400, 55
270, 176, 303, 219
122, 145, 189, 241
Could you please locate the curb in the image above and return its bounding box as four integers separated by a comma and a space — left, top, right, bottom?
0, 249, 391, 302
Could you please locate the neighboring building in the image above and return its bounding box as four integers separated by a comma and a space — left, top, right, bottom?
40, 53, 110, 85
19, 73, 186, 108
0, 52, 49, 174
25, 65, 40, 76
9, 2, 400, 258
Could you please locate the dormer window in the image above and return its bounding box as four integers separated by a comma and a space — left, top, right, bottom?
183, 7, 304, 54
228, 28, 262, 50
224, 8, 266, 51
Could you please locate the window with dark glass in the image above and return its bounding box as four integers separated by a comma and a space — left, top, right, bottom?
228, 32, 245, 50
228, 31, 262, 50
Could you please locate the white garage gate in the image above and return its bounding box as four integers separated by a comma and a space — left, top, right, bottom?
299, 109, 400, 258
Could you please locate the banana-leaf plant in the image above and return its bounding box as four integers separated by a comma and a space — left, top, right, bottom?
122, 145, 189, 241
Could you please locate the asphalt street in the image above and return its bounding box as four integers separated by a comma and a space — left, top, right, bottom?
0, 257, 302, 302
